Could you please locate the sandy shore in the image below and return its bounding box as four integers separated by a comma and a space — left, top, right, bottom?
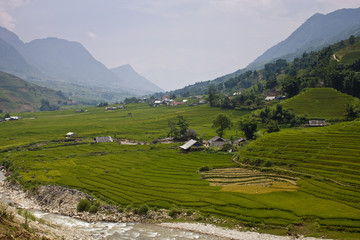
159, 222, 331, 240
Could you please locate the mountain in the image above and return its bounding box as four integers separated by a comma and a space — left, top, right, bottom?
0, 27, 161, 102
169, 7, 360, 96
0, 71, 70, 112
111, 64, 163, 93
21, 37, 126, 90
247, 7, 360, 70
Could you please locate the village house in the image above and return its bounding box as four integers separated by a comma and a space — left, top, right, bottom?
105, 106, 117, 110
65, 132, 77, 138
208, 136, 230, 148
179, 139, 199, 151
265, 96, 276, 101
308, 120, 328, 127
94, 136, 113, 143
233, 138, 246, 146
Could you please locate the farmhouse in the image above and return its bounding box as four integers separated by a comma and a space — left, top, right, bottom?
105, 106, 117, 110
179, 139, 198, 151
94, 136, 113, 143
265, 96, 276, 101
65, 132, 77, 138
308, 120, 328, 127
233, 138, 246, 146
208, 136, 230, 148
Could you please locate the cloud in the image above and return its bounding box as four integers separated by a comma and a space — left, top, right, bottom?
86, 31, 97, 39
0, 0, 28, 30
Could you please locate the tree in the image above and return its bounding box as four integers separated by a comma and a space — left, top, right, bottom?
168, 116, 190, 140
212, 114, 232, 137
266, 120, 280, 133
349, 35, 356, 45
208, 85, 218, 107
281, 76, 300, 98
238, 119, 257, 139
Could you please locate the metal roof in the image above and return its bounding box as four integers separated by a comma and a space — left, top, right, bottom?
180, 139, 198, 150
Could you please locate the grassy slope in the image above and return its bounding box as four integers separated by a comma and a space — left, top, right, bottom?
336, 41, 360, 64
1, 103, 360, 238
281, 88, 359, 120
0, 71, 65, 112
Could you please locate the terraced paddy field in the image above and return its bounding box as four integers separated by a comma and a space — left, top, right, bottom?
0, 103, 249, 150
1, 103, 360, 238
281, 88, 359, 120
237, 120, 360, 236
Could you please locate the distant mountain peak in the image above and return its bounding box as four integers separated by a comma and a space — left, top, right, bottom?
246, 7, 360, 70
111, 64, 163, 93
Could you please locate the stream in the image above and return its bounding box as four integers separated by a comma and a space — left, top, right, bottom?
0, 170, 220, 239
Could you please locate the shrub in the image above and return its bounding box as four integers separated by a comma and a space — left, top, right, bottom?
169, 208, 181, 218
199, 166, 210, 172
221, 143, 233, 152
77, 198, 91, 212
138, 204, 149, 215
88, 205, 98, 214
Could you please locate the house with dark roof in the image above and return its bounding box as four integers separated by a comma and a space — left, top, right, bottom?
233, 138, 246, 146
208, 136, 230, 148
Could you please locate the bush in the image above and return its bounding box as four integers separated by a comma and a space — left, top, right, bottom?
221, 143, 233, 152
77, 198, 91, 212
88, 205, 98, 214
199, 166, 210, 172
169, 208, 181, 218
138, 204, 149, 215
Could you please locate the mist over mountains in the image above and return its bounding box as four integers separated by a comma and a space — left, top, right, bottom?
0, 27, 162, 102
167, 7, 360, 96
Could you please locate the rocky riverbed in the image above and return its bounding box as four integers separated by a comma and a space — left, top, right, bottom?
0, 169, 331, 240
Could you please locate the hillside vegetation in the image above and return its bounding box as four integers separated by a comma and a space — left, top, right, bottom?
281, 88, 359, 120
0, 71, 70, 113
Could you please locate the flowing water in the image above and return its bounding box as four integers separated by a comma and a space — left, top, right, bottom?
0, 171, 220, 239
30, 210, 220, 239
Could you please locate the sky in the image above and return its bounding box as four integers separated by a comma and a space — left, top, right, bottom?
0, 0, 359, 91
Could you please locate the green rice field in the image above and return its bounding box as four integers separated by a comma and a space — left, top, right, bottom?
281, 88, 359, 120
1, 102, 360, 238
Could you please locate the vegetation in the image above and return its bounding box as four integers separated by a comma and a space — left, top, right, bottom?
77, 199, 91, 212
212, 113, 232, 137
0, 71, 70, 112
1, 36, 360, 239
281, 88, 359, 120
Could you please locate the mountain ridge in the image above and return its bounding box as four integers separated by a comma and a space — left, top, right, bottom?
0, 27, 162, 102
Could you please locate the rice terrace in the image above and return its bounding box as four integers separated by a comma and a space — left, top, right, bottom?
1, 4, 360, 240
1, 94, 360, 239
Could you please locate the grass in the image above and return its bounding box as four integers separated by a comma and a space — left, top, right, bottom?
336, 41, 360, 65
0, 103, 249, 150
1, 102, 360, 238
281, 88, 359, 120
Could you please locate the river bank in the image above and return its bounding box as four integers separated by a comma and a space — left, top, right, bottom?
0, 169, 331, 239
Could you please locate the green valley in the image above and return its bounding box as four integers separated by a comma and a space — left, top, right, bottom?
1, 100, 360, 239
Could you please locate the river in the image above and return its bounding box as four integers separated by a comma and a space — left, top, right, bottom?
0, 170, 219, 239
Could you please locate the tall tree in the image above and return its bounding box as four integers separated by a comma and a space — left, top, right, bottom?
212, 114, 232, 137
238, 119, 257, 139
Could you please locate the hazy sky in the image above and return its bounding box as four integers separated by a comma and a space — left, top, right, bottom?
0, 0, 359, 90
